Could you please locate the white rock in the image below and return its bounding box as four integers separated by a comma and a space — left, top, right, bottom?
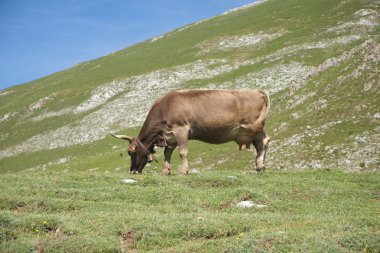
122, 179, 137, 184
227, 176, 238, 180
217, 158, 229, 164
237, 201, 254, 208
237, 201, 267, 208
189, 169, 200, 174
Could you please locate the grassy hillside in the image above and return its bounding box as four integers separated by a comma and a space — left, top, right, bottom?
0, 0, 379, 251
1, 169, 379, 252
0, 0, 379, 172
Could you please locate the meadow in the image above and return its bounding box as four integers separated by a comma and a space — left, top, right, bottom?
1, 141, 379, 252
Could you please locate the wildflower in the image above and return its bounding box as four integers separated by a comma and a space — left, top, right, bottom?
235, 232, 245, 240
35, 229, 39, 232
43, 221, 47, 224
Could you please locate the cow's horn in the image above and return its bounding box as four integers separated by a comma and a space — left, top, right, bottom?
110, 134, 133, 142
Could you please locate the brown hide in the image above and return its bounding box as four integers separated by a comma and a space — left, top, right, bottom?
140, 89, 269, 147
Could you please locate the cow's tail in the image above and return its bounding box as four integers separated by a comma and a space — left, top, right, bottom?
260, 90, 270, 118
254, 90, 270, 130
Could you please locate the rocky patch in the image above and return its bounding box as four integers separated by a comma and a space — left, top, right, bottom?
326, 8, 379, 35
197, 30, 286, 55
28, 94, 56, 113
26, 157, 73, 172
222, 0, 267, 15
0, 90, 15, 97
209, 62, 313, 94
30, 108, 73, 122
0, 112, 18, 124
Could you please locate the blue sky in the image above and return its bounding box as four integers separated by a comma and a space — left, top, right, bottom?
0, 0, 256, 90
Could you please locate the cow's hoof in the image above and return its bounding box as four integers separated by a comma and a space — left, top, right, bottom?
163, 169, 171, 176
179, 170, 189, 176
256, 167, 265, 172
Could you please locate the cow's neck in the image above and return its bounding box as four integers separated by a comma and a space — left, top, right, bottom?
137, 105, 164, 152
138, 121, 160, 152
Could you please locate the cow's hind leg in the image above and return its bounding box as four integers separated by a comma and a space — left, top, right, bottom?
163, 145, 177, 176
173, 125, 190, 175
252, 130, 270, 172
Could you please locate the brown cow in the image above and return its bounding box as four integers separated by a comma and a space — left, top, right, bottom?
112, 89, 270, 175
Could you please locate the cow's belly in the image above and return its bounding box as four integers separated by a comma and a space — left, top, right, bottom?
189, 126, 255, 145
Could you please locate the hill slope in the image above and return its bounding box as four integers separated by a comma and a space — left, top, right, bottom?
1, 0, 380, 252
0, 0, 379, 173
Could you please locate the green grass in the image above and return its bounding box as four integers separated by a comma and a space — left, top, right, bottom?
1, 167, 379, 252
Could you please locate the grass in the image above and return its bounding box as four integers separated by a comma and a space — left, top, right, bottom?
1, 166, 379, 252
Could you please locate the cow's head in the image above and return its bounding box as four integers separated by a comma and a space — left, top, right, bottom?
111, 134, 155, 173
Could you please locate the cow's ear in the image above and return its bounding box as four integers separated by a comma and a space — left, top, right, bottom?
156, 135, 167, 147
128, 143, 137, 152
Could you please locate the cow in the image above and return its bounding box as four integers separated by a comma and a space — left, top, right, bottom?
111, 89, 270, 175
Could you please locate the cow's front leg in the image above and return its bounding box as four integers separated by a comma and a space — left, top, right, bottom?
178, 144, 189, 175
173, 126, 190, 175
163, 145, 176, 176
252, 130, 270, 172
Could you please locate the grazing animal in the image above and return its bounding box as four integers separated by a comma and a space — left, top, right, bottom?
112, 89, 270, 175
